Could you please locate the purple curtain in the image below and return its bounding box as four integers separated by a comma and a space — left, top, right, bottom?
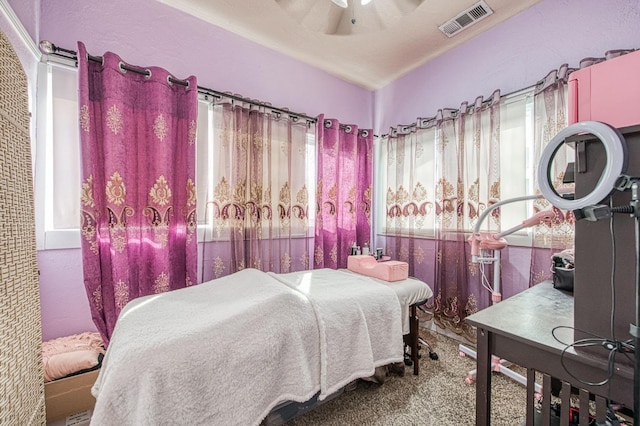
314, 116, 373, 269
77, 42, 198, 345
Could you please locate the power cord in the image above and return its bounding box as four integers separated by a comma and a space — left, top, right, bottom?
609, 198, 617, 343
551, 325, 626, 387
553, 195, 637, 421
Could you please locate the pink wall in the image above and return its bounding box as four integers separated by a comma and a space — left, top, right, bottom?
374, 0, 640, 134
30, 0, 640, 340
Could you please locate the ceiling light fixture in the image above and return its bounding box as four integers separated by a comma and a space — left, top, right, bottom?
361, 0, 372, 4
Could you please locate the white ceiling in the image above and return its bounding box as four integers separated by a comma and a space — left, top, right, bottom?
157, 0, 541, 90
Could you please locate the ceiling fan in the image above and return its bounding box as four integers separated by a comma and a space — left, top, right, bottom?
332, 0, 372, 7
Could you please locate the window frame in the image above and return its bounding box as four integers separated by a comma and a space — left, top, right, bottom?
374, 88, 539, 247
35, 65, 317, 250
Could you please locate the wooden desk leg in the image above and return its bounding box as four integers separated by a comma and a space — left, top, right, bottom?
475, 327, 492, 426
533, 371, 547, 426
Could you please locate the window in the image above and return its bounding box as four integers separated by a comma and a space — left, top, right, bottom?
35, 64, 316, 249
376, 126, 437, 238
496, 90, 536, 242
197, 99, 316, 241
375, 89, 540, 244
36, 62, 82, 250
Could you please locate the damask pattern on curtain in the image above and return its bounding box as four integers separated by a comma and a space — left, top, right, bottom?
77, 42, 198, 346
314, 116, 373, 269
380, 92, 501, 341
379, 121, 438, 310
528, 49, 637, 285
528, 64, 575, 285
433, 92, 501, 340
199, 97, 315, 280
379, 49, 637, 340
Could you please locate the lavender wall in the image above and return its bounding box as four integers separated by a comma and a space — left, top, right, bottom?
39, 0, 372, 127
2, 1, 39, 157
374, 0, 640, 134
32, 0, 640, 340
6, 0, 38, 44
37, 249, 96, 338
34, 0, 373, 341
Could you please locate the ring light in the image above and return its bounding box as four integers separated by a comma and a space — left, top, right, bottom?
537, 121, 627, 210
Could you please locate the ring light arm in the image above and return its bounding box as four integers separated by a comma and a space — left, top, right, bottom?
469, 194, 553, 262
496, 209, 556, 239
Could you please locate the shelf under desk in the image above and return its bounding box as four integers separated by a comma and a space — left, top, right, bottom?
466, 281, 633, 426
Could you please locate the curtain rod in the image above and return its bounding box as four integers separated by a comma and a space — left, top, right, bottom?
375, 82, 540, 139
39, 41, 318, 124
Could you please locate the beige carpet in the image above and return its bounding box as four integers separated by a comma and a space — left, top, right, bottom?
288, 330, 528, 426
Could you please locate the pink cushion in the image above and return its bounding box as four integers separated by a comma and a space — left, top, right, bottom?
347, 255, 409, 282
42, 332, 105, 382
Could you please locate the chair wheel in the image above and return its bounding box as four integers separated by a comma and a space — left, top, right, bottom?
429, 351, 439, 360
404, 355, 413, 366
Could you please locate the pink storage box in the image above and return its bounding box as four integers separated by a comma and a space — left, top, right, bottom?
568, 49, 640, 128
347, 255, 409, 282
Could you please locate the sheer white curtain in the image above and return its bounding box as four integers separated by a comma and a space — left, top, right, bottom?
529, 65, 574, 285
379, 92, 504, 340
380, 123, 436, 240
432, 93, 501, 339
197, 96, 316, 281
378, 122, 437, 299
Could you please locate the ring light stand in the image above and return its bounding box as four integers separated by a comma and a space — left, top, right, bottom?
462, 195, 553, 393
537, 121, 637, 425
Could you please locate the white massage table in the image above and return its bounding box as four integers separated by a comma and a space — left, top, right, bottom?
263, 271, 434, 425
90, 268, 433, 426
340, 269, 433, 374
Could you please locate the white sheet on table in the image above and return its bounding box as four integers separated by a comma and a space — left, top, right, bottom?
269, 268, 404, 400
366, 275, 432, 335
90, 269, 321, 426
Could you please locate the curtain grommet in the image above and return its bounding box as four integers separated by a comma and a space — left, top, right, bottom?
144, 69, 152, 79
118, 61, 127, 74
167, 75, 174, 86
324, 119, 332, 128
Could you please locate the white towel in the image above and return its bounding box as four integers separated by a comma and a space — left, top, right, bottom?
269, 269, 404, 399
91, 269, 321, 426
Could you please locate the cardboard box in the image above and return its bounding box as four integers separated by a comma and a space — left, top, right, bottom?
45, 369, 100, 422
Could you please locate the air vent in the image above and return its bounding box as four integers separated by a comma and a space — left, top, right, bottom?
438, 0, 494, 38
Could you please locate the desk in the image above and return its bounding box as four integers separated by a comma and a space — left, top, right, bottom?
466, 282, 633, 425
